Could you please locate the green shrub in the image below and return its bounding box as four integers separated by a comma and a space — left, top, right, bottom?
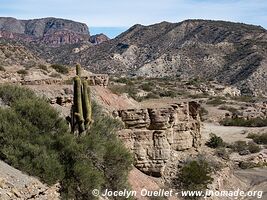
159, 90, 177, 98
232, 96, 255, 103
50, 64, 69, 74
178, 159, 213, 192
230, 141, 248, 153
218, 105, 238, 113
206, 97, 226, 106
205, 133, 225, 148
17, 69, 28, 75
220, 117, 267, 127
247, 132, 267, 144
140, 82, 154, 92
0, 84, 35, 105
215, 147, 229, 160
145, 92, 160, 99
0, 66, 5, 71
38, 64, 48, 71
247, 141, 261, 153
230, 140, 261, 155
49, 72, 61, 78
0, 85, 132, 199
239, 161, 257, 169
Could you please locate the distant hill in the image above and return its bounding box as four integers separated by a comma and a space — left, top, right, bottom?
0, 17, 109, 46
0, 18, 266, 95
57, 20, 267, 96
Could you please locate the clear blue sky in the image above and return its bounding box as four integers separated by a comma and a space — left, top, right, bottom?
1, 0, 266, 38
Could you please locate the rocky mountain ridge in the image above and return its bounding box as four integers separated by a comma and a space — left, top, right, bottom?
0, 17, 109, 46
60, 20, 266, 96
1, 17, 266, 96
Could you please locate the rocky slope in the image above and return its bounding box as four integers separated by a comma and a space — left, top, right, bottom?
0, 17, 109, 46
1, 18, 266, 95
59, 20, 267, 96
0, 160, 60, 200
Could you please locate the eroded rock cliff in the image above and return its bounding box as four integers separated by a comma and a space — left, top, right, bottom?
115, 102, 201, 177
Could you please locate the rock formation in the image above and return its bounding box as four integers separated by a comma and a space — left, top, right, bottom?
116, 102, 201, 177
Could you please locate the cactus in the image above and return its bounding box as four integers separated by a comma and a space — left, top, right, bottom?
76, 63, 81, 76
73, 76, 85, 134
82, 80, 92, 129
70, 64, 92, 135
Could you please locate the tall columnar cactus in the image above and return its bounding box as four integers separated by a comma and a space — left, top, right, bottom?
76, 63, 81, 76
70, 64, 93, 135
82, 80, 92, 129
73, 76, 85, 134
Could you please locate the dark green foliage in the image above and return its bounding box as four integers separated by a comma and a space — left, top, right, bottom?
159, 90, 177, 98
218, 105, 238, 113
205, 133, 225, 148
0, 66, 5, 71
206, 97, 226, 106
0, 85, 132, 199
0, 84, 35, 105
221, 117, 267, 127
51, 64, 69, 74
215, 147, 229, 160
230, 141, 248, 153
231, 95, 255, 103
17, 69, 28, 75
49, 72, 61, 78
230, 140, 261, 155
140, 82, 154, 91
0, 89, 67, 184
199, 107, 208, 121
178, 159, 213, 192
247, 132, 267, 144
247, 141, 261, 153
239, 161, 258, 169
38, 64, 48, 71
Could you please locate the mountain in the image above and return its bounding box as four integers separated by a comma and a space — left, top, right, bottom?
55, 19, 266, 96
0, 18, 266, 95
0, 17, 109, 46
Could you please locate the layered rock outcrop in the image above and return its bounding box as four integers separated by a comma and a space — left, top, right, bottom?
16, 74, 109, 87
116, 102, 201, 177
0, 17, 90, 46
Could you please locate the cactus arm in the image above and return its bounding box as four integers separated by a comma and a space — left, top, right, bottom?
76, 63, 81, 77
74, 76, 85, 134
82, 80, 92, 129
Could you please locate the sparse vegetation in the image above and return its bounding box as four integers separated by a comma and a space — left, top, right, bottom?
220, 117, 267, 127
51, 64, 69, 74
38, 64, 48, 71
0, 84, 132, 199
199, 107, 208, 121
206, 97, 226, 106
218, 105, 238, 114
247, 132, 267, 145
231, 95, 255, 103
0, 66, 5, 71
205, 133, 225, 148
49, 72, 61, 78
229, 140, 261, 155
17, 69, 28, 75
177, 158, 214, 195
215, 147, 230, 160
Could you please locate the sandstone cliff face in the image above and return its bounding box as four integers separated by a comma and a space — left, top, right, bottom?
0, 17, 90, 46
89, 33, 110, 45
116, 102, 201, 177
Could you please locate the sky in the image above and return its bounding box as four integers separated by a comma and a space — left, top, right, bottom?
0, 0, 266, 38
